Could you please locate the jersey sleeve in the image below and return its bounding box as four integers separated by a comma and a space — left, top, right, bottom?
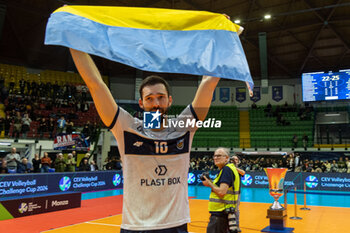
219, 166, 235, 187
108, 106, 141, 133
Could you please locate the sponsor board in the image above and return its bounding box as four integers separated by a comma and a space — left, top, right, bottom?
0, 192, 81, 220
0, 171, 123, 198
187, 171, 350, 192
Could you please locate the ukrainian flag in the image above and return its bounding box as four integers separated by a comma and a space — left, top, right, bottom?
45, 5, 253, 88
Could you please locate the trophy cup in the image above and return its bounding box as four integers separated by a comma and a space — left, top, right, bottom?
261, 168, 294, 233
266, 168, 287, 210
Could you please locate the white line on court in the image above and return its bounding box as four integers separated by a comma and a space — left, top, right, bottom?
84, 222, 197, 233
85, 222, 121, 227
40, 214, 122, 232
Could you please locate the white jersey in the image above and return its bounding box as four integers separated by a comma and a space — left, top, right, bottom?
110, 105, 198, 230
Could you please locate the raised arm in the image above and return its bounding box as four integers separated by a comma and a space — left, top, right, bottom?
191, 76, 220, 121
70, 48, 118, 127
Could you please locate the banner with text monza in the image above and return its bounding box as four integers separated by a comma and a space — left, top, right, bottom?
188, 171, 350, 192
0, 171, 123, 199
0, 192, 81, 220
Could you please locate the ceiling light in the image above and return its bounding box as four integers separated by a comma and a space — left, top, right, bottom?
264, 14, 271, 19
234, 19, 241, 24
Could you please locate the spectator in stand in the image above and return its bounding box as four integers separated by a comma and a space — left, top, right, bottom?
66, 153, 76, 172
53, 81, 60, 99
12, 111, 22, 139
66, 119, 74, 134
313, 160, 323, 173
330, 160, 338, 173
19, 78, 26, 95
9, 76, 15, 94
80, 158, 90, 171
265, 102, 272, 117
57, 116, 66, 134
294, 153, 301, 171
79, 153, 90, 168
105, 158, 115, 170
41, 152, 52, 173
338, 157, 346, 173
251, 102, 257, 109
82, 121, 92, 138
48, 117, 55, 139
32, 153, 41, 173
0, 116, 4, 134
31, 80, 38, 97
55, 153, 66, 172
91, 122, 99, 142
18, 158, 33, 173
46, 81, 53, 98
324, 160, 331, 172
302, 133, 309, 148
0, 159, 8, 174
90, 160, 98, 171
38, 118, 48, 138
292, 134, 298, 148
21, 113, 32, 138
6, 147, 21, 171
81, 101, 89, 112
4, 114, 11, 138
345, 157, 350, 173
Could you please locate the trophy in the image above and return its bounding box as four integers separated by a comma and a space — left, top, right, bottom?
262, 168, 294, 233
265, 168, 287, 210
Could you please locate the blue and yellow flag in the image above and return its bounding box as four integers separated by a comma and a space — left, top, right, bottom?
45, 5, 253, 89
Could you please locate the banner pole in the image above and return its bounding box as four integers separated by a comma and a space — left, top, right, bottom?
300, 181, 311, 210
290, 187, 302, 220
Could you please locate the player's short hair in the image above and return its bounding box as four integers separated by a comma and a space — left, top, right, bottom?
139, 75, 170, 99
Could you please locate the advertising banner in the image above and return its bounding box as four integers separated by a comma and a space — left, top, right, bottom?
188, 171, 350, 192
0, 192, 81, 220
53, 133, 90, 150
0, 171, 123, 199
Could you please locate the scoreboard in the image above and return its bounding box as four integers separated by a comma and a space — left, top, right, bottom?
302, 70, 350, 102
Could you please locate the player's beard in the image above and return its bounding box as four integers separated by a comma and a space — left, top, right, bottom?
150, 106, 168, 115
150, 106, 169, 123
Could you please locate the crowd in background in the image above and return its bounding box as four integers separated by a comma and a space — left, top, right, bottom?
0, 147, 100, 174
190, 153, 350, 173
0, 77, 99, 139
0, 96, 99, 139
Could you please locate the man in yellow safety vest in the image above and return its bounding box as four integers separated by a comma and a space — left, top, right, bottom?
202, 148, 240, 233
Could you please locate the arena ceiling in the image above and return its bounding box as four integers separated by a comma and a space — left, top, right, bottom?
1, 0, 350, 80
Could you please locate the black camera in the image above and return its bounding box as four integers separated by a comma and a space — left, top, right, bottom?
200, 172, 210, 181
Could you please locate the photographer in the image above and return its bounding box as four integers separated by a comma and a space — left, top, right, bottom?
202, 148, 240, 233
230, 155, 245, 232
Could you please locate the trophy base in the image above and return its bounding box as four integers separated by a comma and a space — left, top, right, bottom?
261, 226, 294, 233
262, 208, 294, 232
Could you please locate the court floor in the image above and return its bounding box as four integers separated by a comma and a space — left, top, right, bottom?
41, 186, 350, 233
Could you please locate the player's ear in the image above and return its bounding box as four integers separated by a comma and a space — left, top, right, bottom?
138, 98, 144, 109
168, 95, 173, 107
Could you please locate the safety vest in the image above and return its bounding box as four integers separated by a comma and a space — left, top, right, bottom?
208, 163, 240, 212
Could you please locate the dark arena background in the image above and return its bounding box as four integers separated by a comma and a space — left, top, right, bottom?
0, 1, 350, 233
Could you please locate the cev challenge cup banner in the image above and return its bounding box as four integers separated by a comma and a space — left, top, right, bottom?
272, 86, 283, 102
236, 87, 246, 103
219, 87, 230, 103
250, 87, 261, 102
44, 5, 254, 89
